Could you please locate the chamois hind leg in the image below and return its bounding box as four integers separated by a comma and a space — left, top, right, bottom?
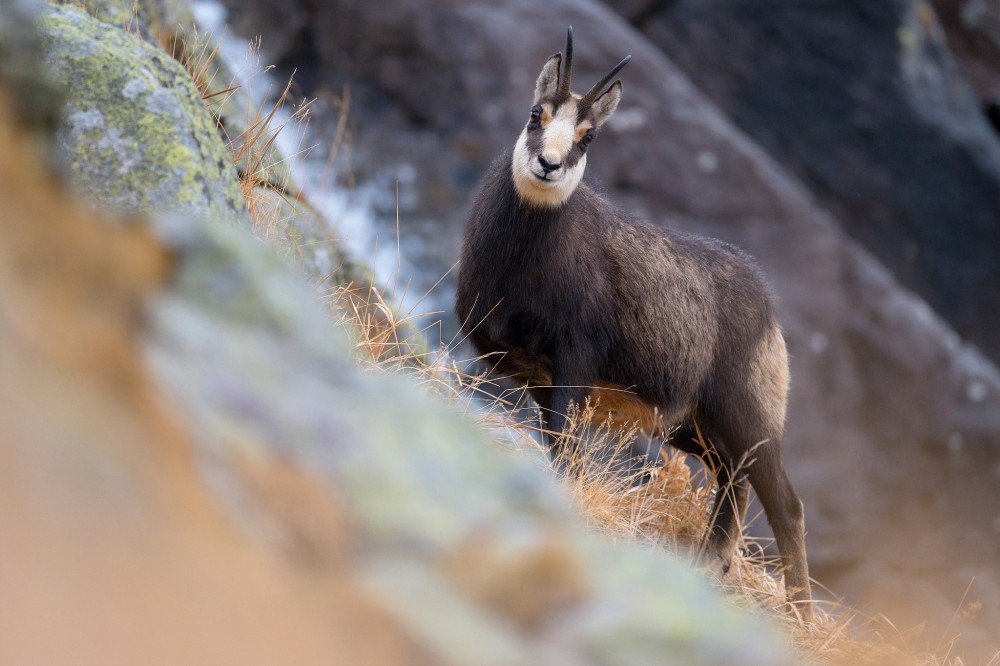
704, 461, 751, 577
709, 367, 812, 616
672, 422, 749, 578
745, 443, 811, 618
705, 407, 811, 618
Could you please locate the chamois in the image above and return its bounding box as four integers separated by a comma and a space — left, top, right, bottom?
454, 28, 811, 615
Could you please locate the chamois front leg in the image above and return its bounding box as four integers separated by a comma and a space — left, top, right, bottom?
533, 345, 596, 462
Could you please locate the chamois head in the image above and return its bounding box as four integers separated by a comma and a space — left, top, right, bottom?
512, 27, 631, 208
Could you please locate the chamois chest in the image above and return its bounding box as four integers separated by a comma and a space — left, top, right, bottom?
472, 228, 599, 349
457, 170, 610, 360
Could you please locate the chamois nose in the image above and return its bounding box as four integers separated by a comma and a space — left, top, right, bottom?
537, 154, 561, 174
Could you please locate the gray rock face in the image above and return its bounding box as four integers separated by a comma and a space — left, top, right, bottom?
631, 0, 1000, 366
218, 0, 1000, 659
38, 3, 248, 227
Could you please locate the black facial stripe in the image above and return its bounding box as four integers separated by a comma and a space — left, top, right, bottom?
525, 124, 545, 154
562, 142, 587, 169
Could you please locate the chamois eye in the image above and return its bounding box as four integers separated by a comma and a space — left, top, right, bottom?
529, 106, 541, 124
580, 131, 594, 147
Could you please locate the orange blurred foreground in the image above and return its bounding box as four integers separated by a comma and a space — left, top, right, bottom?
0, 92, 415, 666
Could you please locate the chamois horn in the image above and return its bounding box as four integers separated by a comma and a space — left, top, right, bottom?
579, 54, 632, 111
557, 26, 574, 98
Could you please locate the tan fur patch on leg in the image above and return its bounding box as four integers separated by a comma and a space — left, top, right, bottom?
749, 324, 790, 432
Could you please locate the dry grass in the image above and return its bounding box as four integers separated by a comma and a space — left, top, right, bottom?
158, 23, 320, 245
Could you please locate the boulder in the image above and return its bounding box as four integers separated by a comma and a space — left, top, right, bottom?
39, 2, 368, 300
631, 0, 1000, 366
38, 3, 248, 227
217, 0, 1000, 659
70, 0, 196, 38
0, 69, 415, 664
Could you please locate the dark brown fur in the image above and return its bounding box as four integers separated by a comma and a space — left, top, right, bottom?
455, 151, 812, 616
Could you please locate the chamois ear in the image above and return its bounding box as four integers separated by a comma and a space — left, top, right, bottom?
534, 53, 562, 101
592, 80, 622, 128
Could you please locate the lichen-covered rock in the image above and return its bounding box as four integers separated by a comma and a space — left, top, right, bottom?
38, 3, 247, 227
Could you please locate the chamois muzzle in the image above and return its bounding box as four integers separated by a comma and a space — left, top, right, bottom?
537, 155, 560, 175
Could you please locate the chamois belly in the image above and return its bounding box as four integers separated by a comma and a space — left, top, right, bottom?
487, 307, 696, 437
588, 382, 693, 437
493, 344, 692, 437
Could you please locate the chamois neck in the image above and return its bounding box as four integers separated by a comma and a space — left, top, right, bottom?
510, 130, 587, 209
505, 162, 568, 229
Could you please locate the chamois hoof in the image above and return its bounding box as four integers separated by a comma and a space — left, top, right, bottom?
786, 599, 814, 625
698, 550, 733, 582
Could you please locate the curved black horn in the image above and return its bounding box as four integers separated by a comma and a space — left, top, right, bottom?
558, 26, 574, 98
580, 54, 632, 110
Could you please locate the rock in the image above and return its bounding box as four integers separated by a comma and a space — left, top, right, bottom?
0, 73, 416, 665
631, 0, 1000, 366
38, 3, 248, 227
217, 0, 1000, 659
222, 0, 307, 67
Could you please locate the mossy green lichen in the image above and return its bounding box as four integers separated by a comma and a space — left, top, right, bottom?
38, 3, 246, 226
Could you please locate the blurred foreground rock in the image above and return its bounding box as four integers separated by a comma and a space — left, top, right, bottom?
0, 22, 412, 658
220, 0, 1000, 658
0, 3, 793, 664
